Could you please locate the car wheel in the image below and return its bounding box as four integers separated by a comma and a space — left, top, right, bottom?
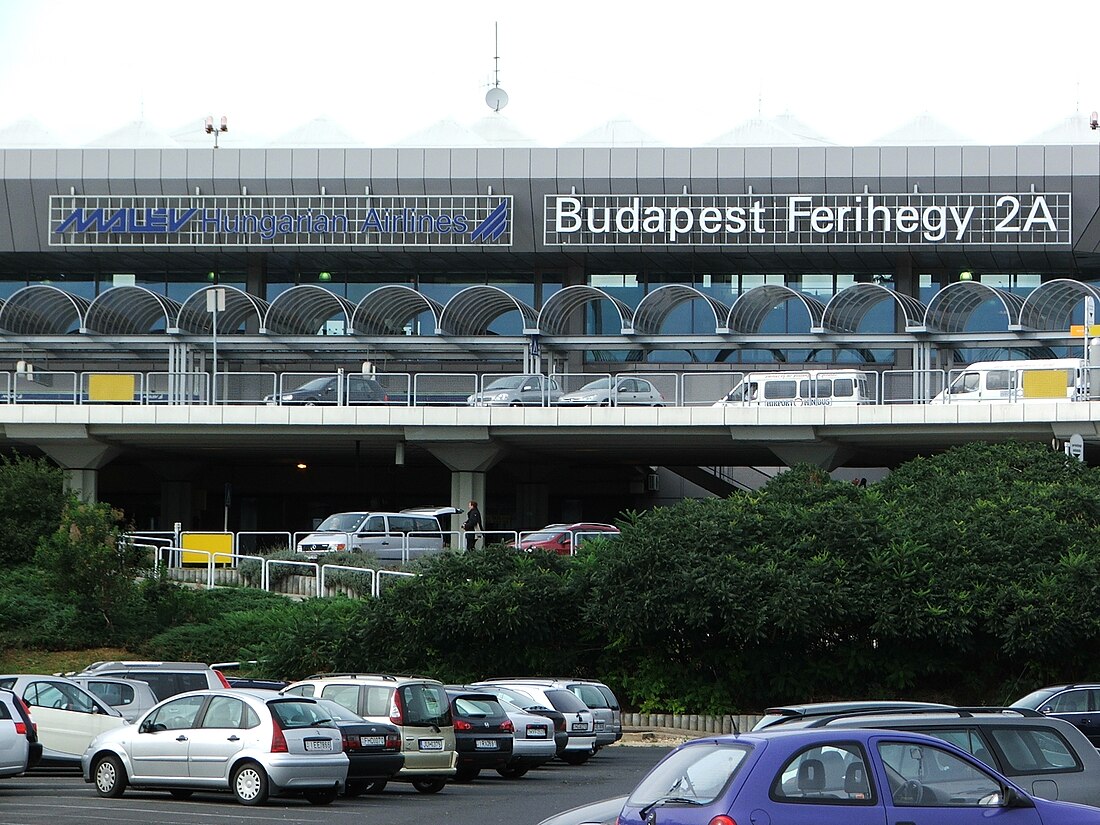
305, 787, 339, 806
232, 761, 269, 806
509, 401, 522, 407
168, 789, 194, 799
362, 780, 388, 794
344, 781, 366, 797
454, 766, 481, 783
93, 754, 127, 798
560, 751, 591, 766
495, 765, 528, 779
411, 777, 447, 794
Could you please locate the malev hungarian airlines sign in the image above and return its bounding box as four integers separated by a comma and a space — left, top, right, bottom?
544, 193, 1070, 246
49, 195, 512, 247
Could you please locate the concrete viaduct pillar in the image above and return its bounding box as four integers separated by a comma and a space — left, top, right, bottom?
6, 425, 118, 502
405, 427, 506, 536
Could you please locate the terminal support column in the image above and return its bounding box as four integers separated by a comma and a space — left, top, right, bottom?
406, 427, 505, 537
6, 425, 119, 503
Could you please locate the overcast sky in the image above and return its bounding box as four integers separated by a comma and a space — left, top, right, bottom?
0, 0, 1096, 146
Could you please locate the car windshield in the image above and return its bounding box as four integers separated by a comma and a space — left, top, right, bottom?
268, 699, 334, 729
522, 531, 563, 543
294, 377, 334, 392
316, 513, 366, 532
627, 743, 751, 808
577, 378, 611, 391
1013, 688, 1062, 709
485, 376, 527, 390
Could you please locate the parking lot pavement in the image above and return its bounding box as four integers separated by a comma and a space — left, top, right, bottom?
0, 747, 671, 825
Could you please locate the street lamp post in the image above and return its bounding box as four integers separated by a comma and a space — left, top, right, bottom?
204, 115, 228, 148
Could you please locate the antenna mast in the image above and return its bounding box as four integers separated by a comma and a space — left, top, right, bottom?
484, 22, 509, 112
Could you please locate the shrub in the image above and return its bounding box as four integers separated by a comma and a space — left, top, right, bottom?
0, 454, 64, 568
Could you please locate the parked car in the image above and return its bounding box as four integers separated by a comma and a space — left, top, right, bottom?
513, 523, 620, 555
492, 694, 558, 777
0, 688, 34, 777
752, 700, 953, 731
2, 688, 41, 772
444, 688, 515, 782
486, 678, 618, 749
467, 374, 562, 407
806, 706, 1100, 809
226, 678, 290, 691
537, 794, 628, 825
1012, 684, 1100, 745
311, 698, 404, 796
471, 680, 596, 765
475, 684, 569, 757
557, 376, 665, 407
70, 676, 159, 724
296, 510, 450, 561
610, 727, 1100, 825
263, 375, 390, 405
0, 675, 126, 767
76, 661, 231, 701
282, 674, 456, 793
81, 689, 346, 806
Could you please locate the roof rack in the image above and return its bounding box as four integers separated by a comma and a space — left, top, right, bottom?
306, 673, 399, 682
805, 706, 1045, 728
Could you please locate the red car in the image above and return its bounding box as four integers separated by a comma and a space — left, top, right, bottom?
514, 523, 619, 555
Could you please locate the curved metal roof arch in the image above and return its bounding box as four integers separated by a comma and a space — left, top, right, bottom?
264, 285, 354, 335
537, 285, 635, 335
352, 285, 444, 335
632, 285, 731, 335
923, 281, 1024, 332
83, 286, 181, 334
1018, 278, 1100, 331
0, 285, 89, 334
726, 285, 826, 333
821, 283, 927, 333
439, 286, 538, 335
176, 286, 269, 334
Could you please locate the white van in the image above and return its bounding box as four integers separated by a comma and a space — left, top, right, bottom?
935, 358, 1087, 404
713, 369, 873, 408
296, 509, 456, 561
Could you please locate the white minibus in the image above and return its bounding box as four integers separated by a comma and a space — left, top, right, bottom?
713, 369, 873, 407
935, 358, 1087, 403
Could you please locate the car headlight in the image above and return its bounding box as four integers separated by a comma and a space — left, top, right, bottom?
492, 392, 511, 401
575, 394, 599, 401
281, 393, 296, 400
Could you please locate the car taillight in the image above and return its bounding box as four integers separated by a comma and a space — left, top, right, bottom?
14, 722, 26, 736
554, 717, 565, 732
454, 719, 473, 731
215, 670, 232, 689
389, 691, 404, 726
500, 719, 513, 733
708, 817, 737, 825
385, 734, 400, 751
336, 543, 346, 551
270, 717, 289, 753
342, 733, 361, 751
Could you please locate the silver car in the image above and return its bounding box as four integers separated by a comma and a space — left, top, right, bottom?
483, 678, 618, 749
471, 681, 596, 765
453, 687, 557, 778
81, 689, 347, 806
70, 676, 159, 724
467, 374, 563, 407
0, 689, 32, 778
557, 377, 665, 407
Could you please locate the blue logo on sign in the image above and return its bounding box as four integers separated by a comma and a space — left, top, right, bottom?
470, 200, 509, 242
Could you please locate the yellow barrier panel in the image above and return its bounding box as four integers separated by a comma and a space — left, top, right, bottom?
1070, 325, 1100, 336
180, 532, 234, 567
1021, 369, 1069, 399
87, 373, 136, 402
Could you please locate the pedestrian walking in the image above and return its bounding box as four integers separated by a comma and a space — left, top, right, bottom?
462, 500, 482, 551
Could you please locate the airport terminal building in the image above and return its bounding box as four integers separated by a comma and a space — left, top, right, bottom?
0, 119, 1098, 531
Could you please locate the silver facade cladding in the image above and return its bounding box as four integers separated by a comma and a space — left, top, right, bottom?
48, 194, 513, 247
543, 193, 1072, 246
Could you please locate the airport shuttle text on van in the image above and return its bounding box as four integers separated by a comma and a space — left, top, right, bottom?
713, 370, 873, 408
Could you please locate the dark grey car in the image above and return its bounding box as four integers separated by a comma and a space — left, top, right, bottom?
1013, 684, 1100, 746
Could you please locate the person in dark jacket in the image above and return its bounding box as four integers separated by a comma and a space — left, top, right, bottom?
462, 500, 482, 551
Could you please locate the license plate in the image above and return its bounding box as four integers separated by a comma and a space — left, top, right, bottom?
360, 735, 386, 747
571, 722, 587, 731
475, 739, 498, 749
419, 738, 444, 751
526, 726, 547, 738
596, 721, 606, 730
304, 739, 331, 752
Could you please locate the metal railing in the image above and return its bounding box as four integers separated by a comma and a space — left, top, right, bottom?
7, 367, 1097, 407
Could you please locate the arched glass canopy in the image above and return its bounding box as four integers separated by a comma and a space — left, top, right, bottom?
439, 286, 538, 335
352, 285, 444, 335
726, 285, 825, 333
1018, 279, 1100, 331
537, 285, 635, 335
176, 286, 269, 334
821, 283, 927, 333
264, 285, 353, 334
84, 286, 181, 334
0, 285, 88, 334
923, 281, 1024, 332
632, 285, 731, 334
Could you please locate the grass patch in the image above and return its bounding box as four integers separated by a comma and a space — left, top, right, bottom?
0, 646, 143, 675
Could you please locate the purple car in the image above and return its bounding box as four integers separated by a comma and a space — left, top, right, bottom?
608, 727, 1100, 825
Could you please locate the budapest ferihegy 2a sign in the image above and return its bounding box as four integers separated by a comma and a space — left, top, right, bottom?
544, 193, 1070, 246
49, 195, 512, 247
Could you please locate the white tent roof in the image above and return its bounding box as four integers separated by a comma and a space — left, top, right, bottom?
708, 118, 804, 147
870, 113, 973, 146
770, 112, 834, 145
169, 119, 265, 148
469, 114, 538, 147
567, 118, 663, 147
270, 117, 364, 147
1025, 114, 1099, 144
396, 118, 486, 148
86, 120, 180, 148
0, 118, 63, 147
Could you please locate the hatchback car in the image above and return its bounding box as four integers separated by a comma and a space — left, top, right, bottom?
0, 674, 126, 767
514, 524, 620, 555
82, 689, 346, 806
471, 681, 596, 764
445, 688, 514, 782
489, 678, 618, 749
0, 688, 34, 777
1013, 684, 1100, 745
76, 660, 231, 701
283, 674, 457, 793
557, 376, 665, 407
264, 375, 389, 405
456, 686, 558, 777
312, 698, 403, 796
467, 374, 563, 407
476, 684, 569, 757
70, 676, 159, 724
612, 727, 1100, 825
752, 700, 954, 731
